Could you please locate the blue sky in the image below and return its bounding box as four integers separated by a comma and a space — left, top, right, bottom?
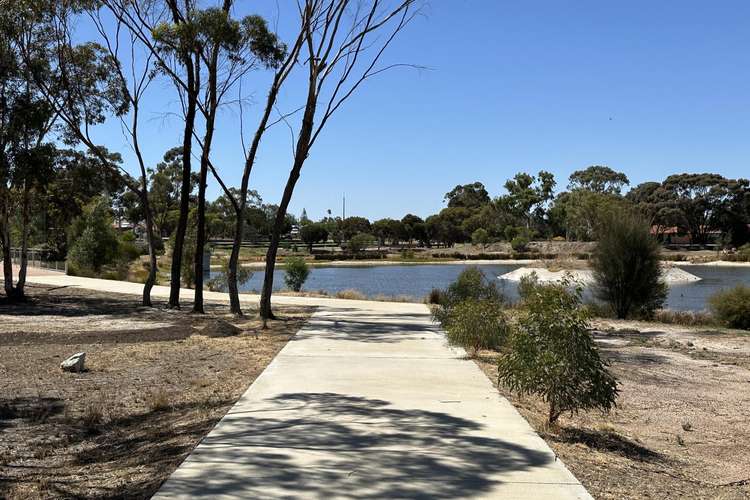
85, 1, 750, 221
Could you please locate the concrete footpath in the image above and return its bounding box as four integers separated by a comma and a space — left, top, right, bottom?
27, 275, 592, 499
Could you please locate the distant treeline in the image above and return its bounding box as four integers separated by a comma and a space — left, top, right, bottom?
287, 166, 750, 249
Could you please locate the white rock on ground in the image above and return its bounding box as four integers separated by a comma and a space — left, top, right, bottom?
499, 266, 701, 284
60, 352, 86, 373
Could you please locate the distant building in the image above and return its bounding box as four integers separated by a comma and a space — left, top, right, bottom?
650, 225, 721, 245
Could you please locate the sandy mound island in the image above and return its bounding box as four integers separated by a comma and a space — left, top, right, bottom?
499, 266, 701, 284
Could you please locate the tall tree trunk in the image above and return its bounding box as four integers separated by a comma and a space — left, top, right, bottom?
228, 81, 283, 315
16, 183, 30, 298
127, 91, 158, 307
168, 58, 198, 309
227, 216, 244, 314
192, 152, 209, 313
142, 194, 158, 307
193, 30, 224, 314
259, 39, 319, 321
1, 189, 14, 298
260, 91, 317, 320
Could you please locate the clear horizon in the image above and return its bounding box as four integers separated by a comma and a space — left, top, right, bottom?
81, 0, 750, 221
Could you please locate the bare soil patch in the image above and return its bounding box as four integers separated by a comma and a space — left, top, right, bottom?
0, 284, 312, 499
474, 321, 750, 500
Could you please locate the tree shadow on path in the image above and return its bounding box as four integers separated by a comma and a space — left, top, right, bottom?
159, 392, 555, 498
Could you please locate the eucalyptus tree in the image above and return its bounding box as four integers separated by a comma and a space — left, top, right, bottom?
12, 0, 173, 305
497, 171, 556, 230
87, 6, 162, 305
444, 182, 491, 209
660, 173, 733, 245
104, 0, 287, 312
225, 20, 300, 316
568, 165, 630, 195
259, 0, 422, 320
0, 3, 60, 299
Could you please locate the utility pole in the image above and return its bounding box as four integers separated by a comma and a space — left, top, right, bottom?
342, 193, 346, 220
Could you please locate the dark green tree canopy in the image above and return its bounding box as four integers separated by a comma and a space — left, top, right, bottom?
444, 182, 490, 209
660, 173, 735, 244
568, 165, 629, 195
497, 171, 555, 228
340, 216, 371, 240
300, 222, 328, 250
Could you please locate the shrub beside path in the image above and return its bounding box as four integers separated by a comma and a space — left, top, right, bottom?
28, 274, 593, 499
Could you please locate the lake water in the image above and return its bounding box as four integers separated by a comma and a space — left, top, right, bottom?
224, 263, 750, 312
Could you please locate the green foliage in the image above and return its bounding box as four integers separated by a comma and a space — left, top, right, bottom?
443, 299, 509, 355
118, 236, 141, 262
471, 228, 489, 247
592, 209, 667, 319
510, 235, 529, 252
444, 182, 490, 209
347, 232, 375, 254
498, 281, 619, 424
556, 190, 629, 241
168, 209, 198, 287
568, 165, 630, 195
432, 266, 503, 325
427, 207, 470, 246
659, 173, 738, 245
401, 214, 427, 244
300, 222, 328, 251
709, 285, 750, 330
153, 8, 285, 69
372, 218, 403, 246
340, 217, 371, 240
497, 171, 556, 229
284, 256, 310, 292
207, 258, 253, 293
67, 197, 120, 272
517, 271, 541, 301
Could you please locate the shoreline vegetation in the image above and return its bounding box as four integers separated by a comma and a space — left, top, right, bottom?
212, 256, 750, 270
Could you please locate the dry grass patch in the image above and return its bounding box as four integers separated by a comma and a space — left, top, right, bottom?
0, 284, 311, 499
474, 320, 750, 499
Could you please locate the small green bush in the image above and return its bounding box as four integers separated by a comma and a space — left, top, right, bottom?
443, 299, 509, 355
118, 239, 141, 262
709, 285, 750, 330
67, 198, 120, 273
444, 266, 502, 304
591, 209, 667, 319
347, 233, 375, 254
517, 272, 541, 302
498, 280, 618, 424
432, 266, 504, 326
510, 235, 529, 252
471, 228, 489, 247
284, 256, 310, 292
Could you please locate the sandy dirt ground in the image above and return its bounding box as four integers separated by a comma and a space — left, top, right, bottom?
0, 284, 312, 499
475, 320, 750, 500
